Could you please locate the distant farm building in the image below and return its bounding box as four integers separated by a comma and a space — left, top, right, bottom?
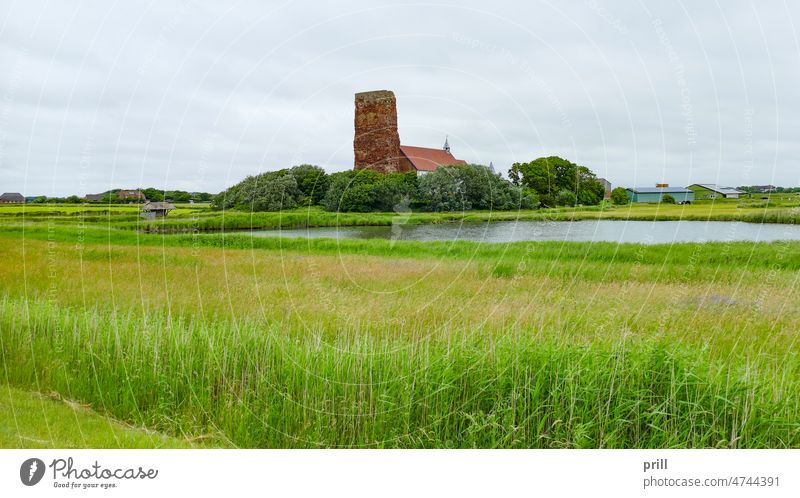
84, 193, 105, 202
626, 186, 694, 203
117, 189, 146, 202
597, 178, 612, 199
140, 201, 175, 219
687, 184, 744, 200
353, 90, 466, 176
0, 192, 25, 204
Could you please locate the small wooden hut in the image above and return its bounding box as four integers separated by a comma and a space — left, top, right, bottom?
140, 201, 175, 219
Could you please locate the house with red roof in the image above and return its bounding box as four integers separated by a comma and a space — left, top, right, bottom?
398, 138, 467, 176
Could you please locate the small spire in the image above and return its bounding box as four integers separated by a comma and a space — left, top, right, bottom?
443, 136, 450, 152
489, 161, 495, 173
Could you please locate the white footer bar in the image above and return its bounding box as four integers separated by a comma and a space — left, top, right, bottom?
1, 449, 797, 497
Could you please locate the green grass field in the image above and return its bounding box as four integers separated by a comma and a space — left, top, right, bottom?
3, 196, 798, 233
0, 201, 799, 448
0, 386, 212, 448
131, 201, 800, 232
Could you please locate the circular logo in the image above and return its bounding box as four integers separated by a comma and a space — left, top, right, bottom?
20, 458, 45, 486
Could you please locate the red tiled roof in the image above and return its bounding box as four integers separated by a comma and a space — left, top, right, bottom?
399, 145, 466, 172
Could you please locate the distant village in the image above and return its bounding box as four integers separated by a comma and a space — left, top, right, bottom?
2, 89, 798, 211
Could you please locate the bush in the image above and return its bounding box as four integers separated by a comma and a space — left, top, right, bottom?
509, 156, 605, 206
217, 164, 540, 213
610, 187, 629, 205
516, 188, 540, 210
417, 164, 532, 211
251, 175, 302, 211
556, 189, 577, 207
289, 165, 329, 205
661, 194, 676, 204
322, 170, 418, 212
417, 168, 468, 211
213, 169, 303, 211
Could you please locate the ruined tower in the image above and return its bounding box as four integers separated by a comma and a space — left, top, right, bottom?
353, 90, 402, 173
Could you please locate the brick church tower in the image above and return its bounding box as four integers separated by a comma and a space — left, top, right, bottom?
353, 90, 402, 173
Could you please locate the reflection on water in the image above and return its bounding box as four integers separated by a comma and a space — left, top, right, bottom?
247, 220, 800, 245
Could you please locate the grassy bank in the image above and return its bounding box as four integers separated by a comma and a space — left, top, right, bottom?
0, 386, 210, 448
2, 224, 800, 276
128, 203, 800, 232
2, 297, 798, 448
0, 221, 799, 447
3, 200, 799, 233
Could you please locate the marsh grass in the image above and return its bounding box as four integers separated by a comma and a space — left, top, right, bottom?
105, 202, 800, 232
0, 386, 207, 448
2, 209, 800, 448
3, 223, 800, 273
2, 296, 797, 448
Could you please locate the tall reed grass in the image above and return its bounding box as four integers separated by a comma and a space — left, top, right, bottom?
2, 297, 797, 448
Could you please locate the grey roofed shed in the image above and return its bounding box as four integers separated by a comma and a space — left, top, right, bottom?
627, 187, 694, 194
691, 184, 743, 195
140, 201, 175, 219
625, 187, 695, 203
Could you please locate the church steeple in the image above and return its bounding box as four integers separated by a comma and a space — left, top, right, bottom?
443, 136, 450, 153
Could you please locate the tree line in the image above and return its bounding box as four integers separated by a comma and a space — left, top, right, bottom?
213, 156, 609, 212
28, 189, 216, 204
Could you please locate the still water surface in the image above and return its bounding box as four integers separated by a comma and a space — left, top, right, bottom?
247, 220, 800, 244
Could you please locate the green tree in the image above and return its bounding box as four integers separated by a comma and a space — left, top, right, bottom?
517, 188, 540, 209
213, 165, 331, 211
213, 169, 303, 211
610, 187, 629, 205
417, 164, 528, 211
508, 156, 604, 207
322, 170, 417, 212
661, 194, 676, 204
142, 188, 164, 202
65, 195, 82, 204
417, 168, 469, 211
556, 189, 577, 207
165, 190, 191, 203
289, 165, 330, 205
250, 175, 301, 211
575, 166, 605, 205
372, 172, 418, 212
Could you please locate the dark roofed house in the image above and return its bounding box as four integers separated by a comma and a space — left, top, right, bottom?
0, 192, 25, 204
117, 189, 146, 202
140, 201, 175, 219
84, 193, 105, 202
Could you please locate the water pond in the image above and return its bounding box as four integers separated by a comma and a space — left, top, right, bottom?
247, 220, 800, 244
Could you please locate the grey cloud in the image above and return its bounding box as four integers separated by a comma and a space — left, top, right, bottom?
1, 0, 799, 196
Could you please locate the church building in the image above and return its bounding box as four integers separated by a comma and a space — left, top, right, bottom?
353, 90, 465, 176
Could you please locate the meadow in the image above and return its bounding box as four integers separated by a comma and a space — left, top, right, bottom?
4, 196, 799, 233
0, 201, 799, 448
130, 199, 800, 232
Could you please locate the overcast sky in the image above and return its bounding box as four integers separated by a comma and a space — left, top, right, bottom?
1, 0, 799, 196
